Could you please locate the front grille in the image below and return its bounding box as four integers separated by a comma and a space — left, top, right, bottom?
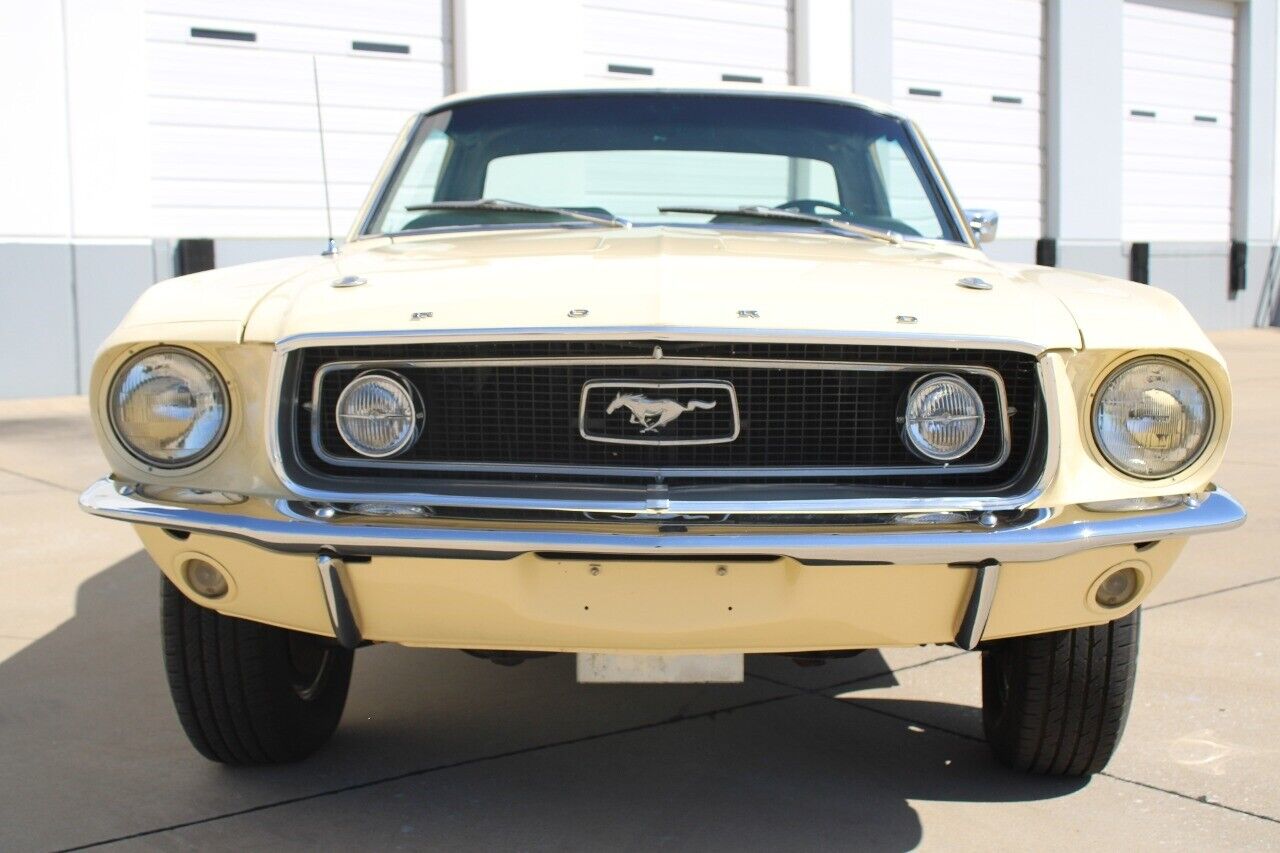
280, 340, 1044, 492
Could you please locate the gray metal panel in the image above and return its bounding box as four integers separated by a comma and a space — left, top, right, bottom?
0, 242, 78, 398
213, 239, 322, 268
1056, 240, 1127, 280
1147, 242, 1228, 328
151, 238, 175, 283
72, 244, 155, 388
983, 239, 1037, 265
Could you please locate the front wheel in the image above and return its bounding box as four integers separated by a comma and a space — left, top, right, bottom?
981, 609, 1140, 776
160, 576, 354, 764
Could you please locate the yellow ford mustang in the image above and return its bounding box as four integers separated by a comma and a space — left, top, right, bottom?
81, 88, 1245, 774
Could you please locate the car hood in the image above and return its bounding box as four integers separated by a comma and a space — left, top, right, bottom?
242, 227, 1085, 351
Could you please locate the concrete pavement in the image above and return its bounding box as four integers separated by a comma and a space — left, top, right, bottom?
1, 330, 1277, 851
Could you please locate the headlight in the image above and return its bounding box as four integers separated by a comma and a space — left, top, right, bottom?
108, 347, 229, 468
335, 371, 420, 458
1092, 357, 1212, 479
902, 373, 986, 462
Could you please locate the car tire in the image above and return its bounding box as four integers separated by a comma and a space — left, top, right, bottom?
981, 608, 1140, 776
160, 575, 354, 764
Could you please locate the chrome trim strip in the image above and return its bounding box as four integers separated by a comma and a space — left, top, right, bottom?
276, 327, 1050, 356
578, 379, 741, 446
305, 355, 1012, 477
275, 479, 1039, 515
1029, 355, 1062, 505
79, 479, 1247, 565
954, 560, 1000, 650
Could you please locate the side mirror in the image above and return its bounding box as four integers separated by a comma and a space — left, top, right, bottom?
965, 209, 999, 243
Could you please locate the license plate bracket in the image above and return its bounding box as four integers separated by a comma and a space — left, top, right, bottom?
576, 653, 745, 683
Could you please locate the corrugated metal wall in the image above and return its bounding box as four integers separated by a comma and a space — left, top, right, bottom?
583, 0, 792, 84
1122, 0, 1236, 242
144, 0, 450, 238
893, 0, 1045, 240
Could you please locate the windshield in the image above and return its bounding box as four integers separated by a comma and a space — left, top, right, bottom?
364, 93, 963, 242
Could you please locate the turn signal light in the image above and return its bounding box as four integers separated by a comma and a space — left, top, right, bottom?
1095, 566, 1141, 608
184, 558, 229, 599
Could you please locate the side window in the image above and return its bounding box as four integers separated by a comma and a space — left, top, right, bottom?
378, 129, 451, 233
869, 137, 945, 239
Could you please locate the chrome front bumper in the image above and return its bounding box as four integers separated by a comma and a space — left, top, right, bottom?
78, 478, 1246, 566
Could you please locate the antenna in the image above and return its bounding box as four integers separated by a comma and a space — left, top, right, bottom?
312, 55, 338, 256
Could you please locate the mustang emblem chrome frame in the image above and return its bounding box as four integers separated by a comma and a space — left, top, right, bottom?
579, 380, 740, 445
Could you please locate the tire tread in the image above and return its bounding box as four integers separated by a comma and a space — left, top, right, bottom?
160, 576, 352, 765
983, 609, 1140, 776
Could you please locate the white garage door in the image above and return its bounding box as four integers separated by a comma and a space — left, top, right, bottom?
1122, 0, 1236, 242
892, 0, 1045, 240
584, 0, 792, 85
145, 1, 450, 238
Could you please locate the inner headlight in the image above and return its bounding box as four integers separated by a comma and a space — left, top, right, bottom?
335, 371, 420, 458
902, 373, 986, 462
1092, 357, 1212, 479
108, 347, 229, 468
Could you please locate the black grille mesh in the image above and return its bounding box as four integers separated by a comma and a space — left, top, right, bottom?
284, 340, 1042, 490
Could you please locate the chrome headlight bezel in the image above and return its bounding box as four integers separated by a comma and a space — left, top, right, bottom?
107, 346, 231, 469
1090, 355, 1214, 481
334, 370, 422, 459
901, 372, 987, 462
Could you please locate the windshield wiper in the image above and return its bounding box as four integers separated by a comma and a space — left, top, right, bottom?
404, 198, 631, 229
657, 205, 901, 244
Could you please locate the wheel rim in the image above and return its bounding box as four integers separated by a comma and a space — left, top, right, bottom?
287, 634, 332, 701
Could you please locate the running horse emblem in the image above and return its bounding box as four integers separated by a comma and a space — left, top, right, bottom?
606, 392, 717, 434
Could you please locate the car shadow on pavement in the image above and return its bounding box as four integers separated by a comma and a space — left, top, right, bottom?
0, 552, 1087, 851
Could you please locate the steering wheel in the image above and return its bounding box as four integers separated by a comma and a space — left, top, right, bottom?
775, 198, 856, 218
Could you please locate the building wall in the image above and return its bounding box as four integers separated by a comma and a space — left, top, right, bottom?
0, 0, 156, 397
1, 0, 1276, 398
0, 244, 78, 398
143, 0, 451, 239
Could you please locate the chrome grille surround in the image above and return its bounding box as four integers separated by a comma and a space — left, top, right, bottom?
301, 354, 1017, 478
265, 328, 1057, 515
